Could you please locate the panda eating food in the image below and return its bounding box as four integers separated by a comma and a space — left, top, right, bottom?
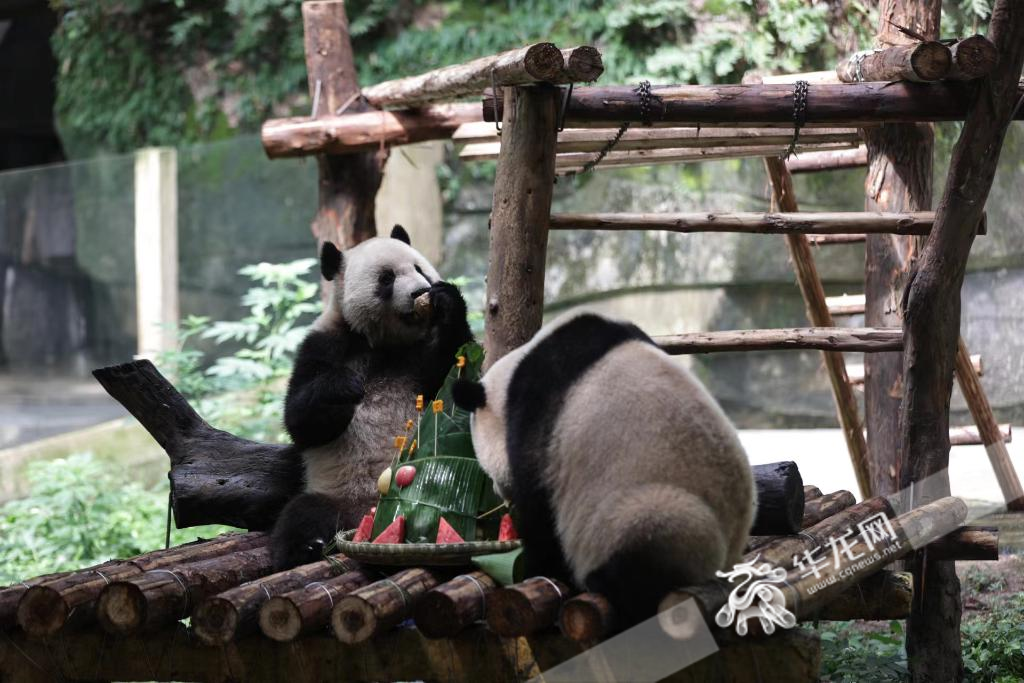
452, 310, 756, 627
270, 225, 473, 570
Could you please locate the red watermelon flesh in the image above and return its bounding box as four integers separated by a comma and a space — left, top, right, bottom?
499, 513, 518, 541
372, 515, 405, 544
353, 514, 374, 542
436, 517, 465, 544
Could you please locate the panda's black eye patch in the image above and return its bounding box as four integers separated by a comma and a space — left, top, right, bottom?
377, 268, 396, 299
414, 265, 425, 277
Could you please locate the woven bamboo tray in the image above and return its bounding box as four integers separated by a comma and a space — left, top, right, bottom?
334, 529, 521, 566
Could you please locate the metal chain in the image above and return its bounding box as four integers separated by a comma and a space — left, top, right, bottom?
784, 79, 809, 160
565, 79, 655, 177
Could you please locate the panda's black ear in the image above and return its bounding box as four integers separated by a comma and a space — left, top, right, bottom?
390, 224, 411, 246
452, 379, 487, 412
320, 242, 343, 281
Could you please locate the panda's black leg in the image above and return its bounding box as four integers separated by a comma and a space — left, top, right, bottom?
270, 493, 354, 570
584, 546, 680, 630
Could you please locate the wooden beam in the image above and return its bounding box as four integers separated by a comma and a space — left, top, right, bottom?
847, 354, 983, 384
926, 525, 998, 560
483, 85, 559, 369
361, 43, 572, 109
486, 577, 572, 637
331, 569, 440, 644
413, 572, 498, 639
551, 143, 858, 173
303, 0, 381, 251
653, 327, 902, 355
482, 81, 1024, 126
897, 1, 1024, 678
550, 211, 959, 235
262, 103, 480, 158
949, 424, 1010, 447
948, 35, 999, 80
765, 156, 871, 498
825, 293, 866, 315
787, 146, 868, 173
836, 42, 951, 83
807, 233, 867, 245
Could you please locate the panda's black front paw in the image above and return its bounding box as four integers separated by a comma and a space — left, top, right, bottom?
270, 493, 349, 571
428, 281, 468, 328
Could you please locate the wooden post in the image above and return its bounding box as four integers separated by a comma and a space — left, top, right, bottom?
483, 85, 559, 367
133, 147, 178, 360
764, 157, 871, 498
898, 0, 1024, 678
302, 1, 381, 257
863, 0, 940, 505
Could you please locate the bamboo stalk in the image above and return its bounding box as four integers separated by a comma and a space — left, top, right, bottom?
16, 532, 268, 638
550, 211, 945, 235
330, 568, 440, 644
262, 103, 480, 158
947, 35, 999, 81
486, 577, 573, 637
96, 547, 275, 636
836, 42, 952, 83
765, 156, 870, 499
413, 571, 498, 638
788, 146, 868, 173
260, 569, 373, 642
955, 337, 1024, 509
653, 327, 902, 355
192, 555, 356, 645
361, 43, 568, 109
801, 490, 857, 529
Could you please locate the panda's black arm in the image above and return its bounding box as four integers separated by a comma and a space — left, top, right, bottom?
422, 281, 474, 391
284, 333, 365, 449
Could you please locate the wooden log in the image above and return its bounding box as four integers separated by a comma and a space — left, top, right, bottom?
192, 555, 357, 646
550, 211, 963, 236
659, 496, 967, 637
898, 7, 1024, 676
750, 462, 805, 535
303, 0, 382, 253
481, 81, 1024, 126
810, 571, 913, 621
92, 360, 302, 530
486, 577, 572, 637
330, 568, 440, 644
765, 157, 870, 498
16, 532, 267, 639
807, 233, 867, 245
955, 337, 1024, 508
260, 568, 373, 642
948, 424, 1011, 447
654, 327, 902, 355
361, 43, 567, 110
947, 35, 999, 80
413, 571, 498, 639
926, 526, 998, 560
456, 125, 861, 154
261, 103, 480, 158
96, 547, 275, 635
550, 143, 858, 173
560, 46, 604, 82
753, 70, 842, 84
483, 85, 559, 369
788, 146, 868, 173
836, 42, 951, 83
801, 490, 857, 528
804, 485, 823, 501
559, 592, 614, 643
825, 293, 866, 316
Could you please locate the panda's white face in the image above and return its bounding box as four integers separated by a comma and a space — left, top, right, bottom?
318, 234, 440, 347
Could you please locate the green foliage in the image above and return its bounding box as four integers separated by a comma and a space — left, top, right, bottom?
962, 565, 1008, 594
818, 620, 909, 683
54, 0, 877, 154
962, 594, 1024, 682
157, 258, 321, 442
0, 454, 232, 584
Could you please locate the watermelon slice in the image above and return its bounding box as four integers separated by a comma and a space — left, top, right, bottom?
372, 515, 405, 544
436, 517, 465, 544
353, 514, 374, 542
498, 513, 518, 541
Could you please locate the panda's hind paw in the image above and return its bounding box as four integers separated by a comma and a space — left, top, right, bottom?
270, 493, 348, 571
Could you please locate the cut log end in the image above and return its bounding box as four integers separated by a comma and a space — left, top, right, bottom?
412, 591, 461, 639
259, 597, 303, 643
522, 43, 565, 82
486, 589, 533, 637
17, 586, 68, 639
562, 46, 604, 82
949, 35, 999, 80
910, 41, 954, 81
96, 583, 146, 636
559, 593, 614, 643
192, 598, 238, 646
331, 597, 376, 644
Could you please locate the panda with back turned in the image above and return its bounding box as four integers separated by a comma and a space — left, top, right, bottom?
270, 225, 472, 570
452, 310, 756, 627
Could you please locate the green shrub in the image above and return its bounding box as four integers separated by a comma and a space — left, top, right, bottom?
963, 593, 1024, 682
818, 620, 908, 683
0, 453, 233, 584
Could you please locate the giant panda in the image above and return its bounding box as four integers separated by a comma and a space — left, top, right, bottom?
270, 225, 472, 569
452, 310, 755, 627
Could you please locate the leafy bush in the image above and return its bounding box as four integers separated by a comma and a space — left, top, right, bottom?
0, 454, 233, 584
962, 594, 1024, 682
818, 620, 908, 683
